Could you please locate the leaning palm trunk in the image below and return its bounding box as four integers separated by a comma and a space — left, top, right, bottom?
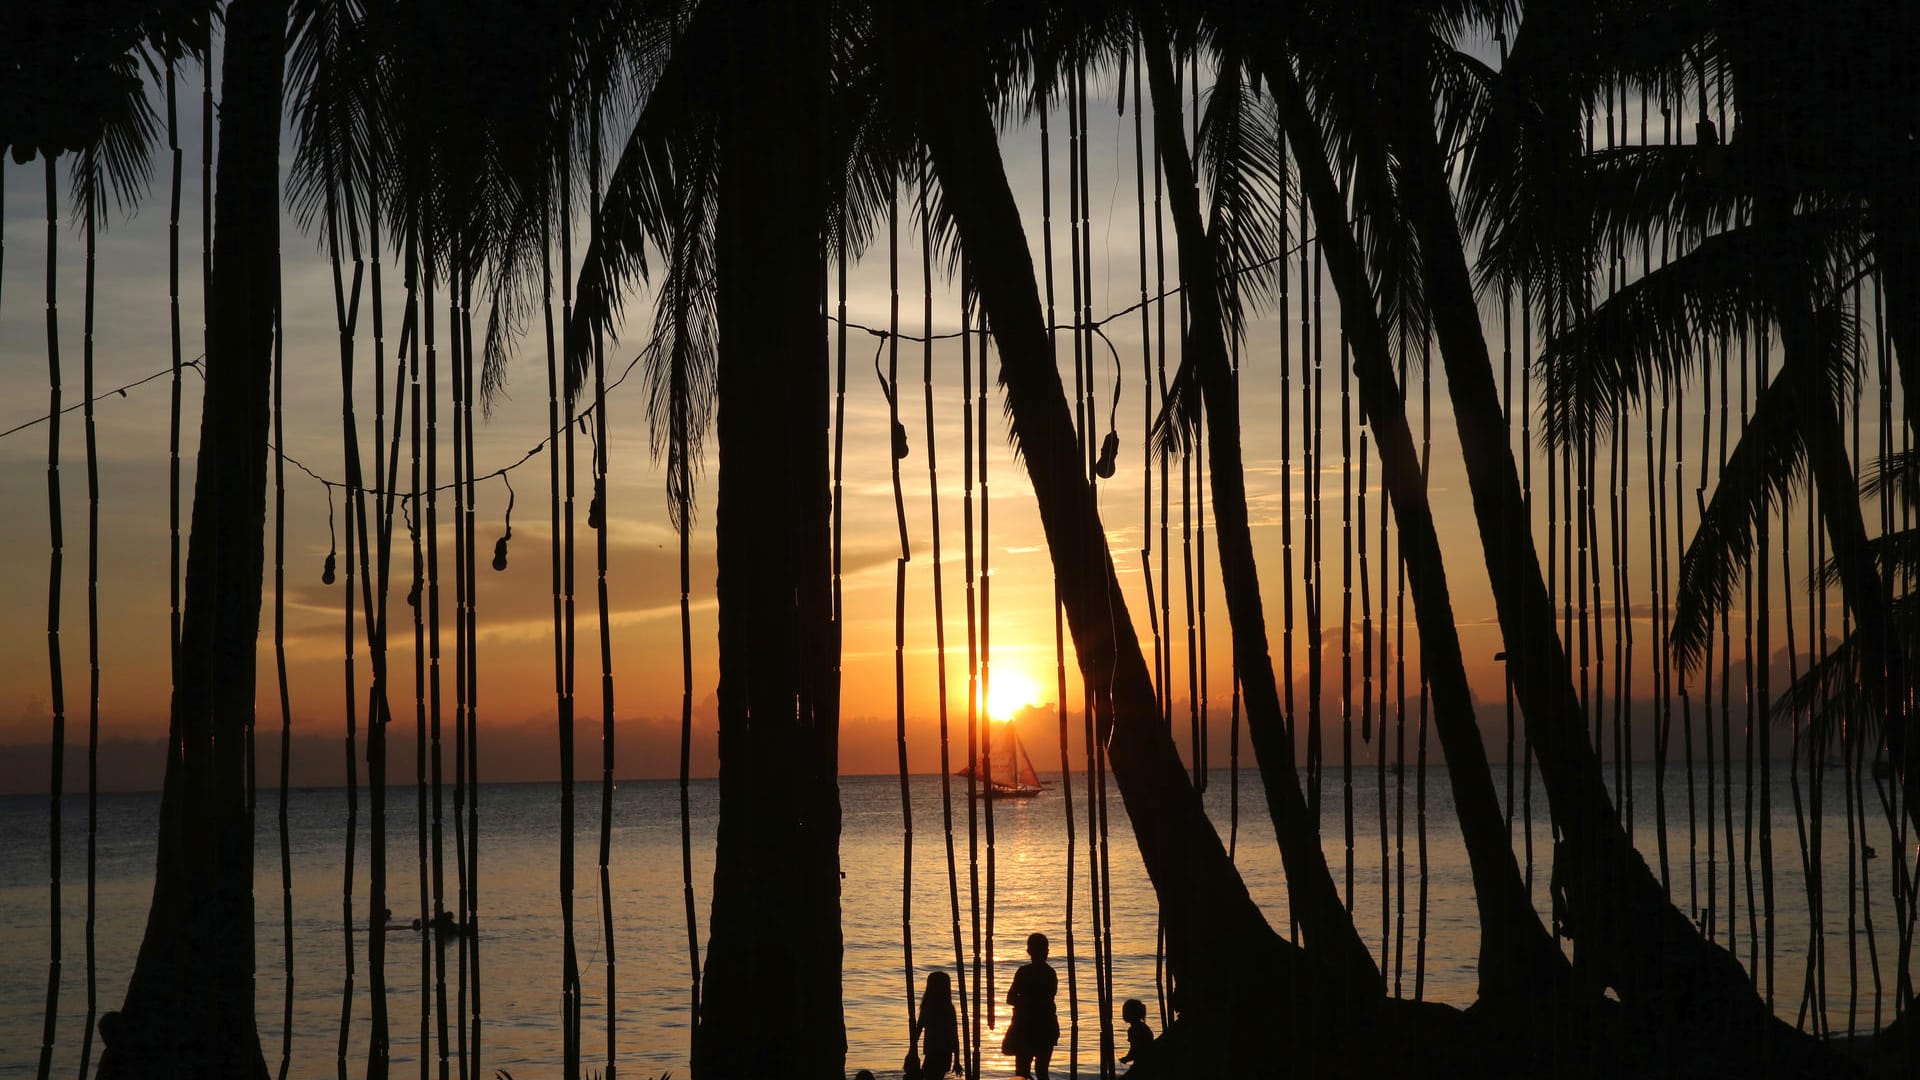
694, 2, 845, 1076
1136, 25, 1376, 991
910, 5, 1509, 1075
1757, 192, 1920, 870
1370, 39, 1844, 1078
96, 1, 287, 1075
1233, 49, 1577, 1011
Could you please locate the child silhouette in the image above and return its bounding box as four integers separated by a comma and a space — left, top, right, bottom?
1118, 998, 1153, 1067
913, 970, 963, 1077
1001, 933, 1059, 1079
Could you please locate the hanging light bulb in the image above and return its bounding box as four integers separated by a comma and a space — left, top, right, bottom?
588, 481, 604, 531
892, 419, 910, 461
321, 483, 339, 585
492, 475, 516, 570
407, 578, 421, 608
1094, 429, 1119, 479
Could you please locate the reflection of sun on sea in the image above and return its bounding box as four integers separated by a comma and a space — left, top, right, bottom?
984, 668, 1044, 724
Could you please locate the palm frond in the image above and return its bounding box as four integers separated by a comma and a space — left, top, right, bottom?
1150, 353, 1202, 462
1198, 54, 1284, 343
1540, 208, 1869, 448
1814, 526, 1920, 591
1585, 142, 1746, 256
1456, 3, 1593, 316
563, 7, 723, 407
1864, 448, 1920, 507
481, 172, 554, 411
1770, 593, 1920, 753
68, 57, 157, 225
1671, 371, 1809, 675
287, 0, 375, 241
644, 135, 720, 529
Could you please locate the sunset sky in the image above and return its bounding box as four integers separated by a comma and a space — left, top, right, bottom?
0, 55, 1843, 793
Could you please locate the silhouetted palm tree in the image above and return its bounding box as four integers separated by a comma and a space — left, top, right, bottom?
1134, 11, 1378, 991
901, 2, 1536, 1073
1239, 2, 1849, 1073
94, 0, 287, 1075
552, 1, 844, 1073
1140, 8, 1586, 1039
1500, 4, 1920, 854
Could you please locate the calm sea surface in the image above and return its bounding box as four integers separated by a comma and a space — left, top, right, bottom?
0, 765, 1910, 1078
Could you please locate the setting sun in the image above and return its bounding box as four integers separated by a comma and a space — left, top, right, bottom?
984, 667, 1044, 723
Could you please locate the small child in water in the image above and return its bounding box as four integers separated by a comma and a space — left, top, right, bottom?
913, 970, 962, 1076
1118, 998, 1153, 1066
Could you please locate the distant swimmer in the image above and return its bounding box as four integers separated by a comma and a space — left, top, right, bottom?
430, 911, 475, 938
377, 908, 422, 933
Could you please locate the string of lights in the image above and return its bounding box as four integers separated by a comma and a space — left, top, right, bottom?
0, 223, 1335, 504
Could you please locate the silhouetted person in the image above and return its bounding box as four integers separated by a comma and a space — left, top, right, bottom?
430, 910, 473, 938
1119, 998, 1153, 1067
1549, 839, 1574, 943
914, 970, 963, 1077
1002, 932, 1058, 1079
1550, 839, 1601, 995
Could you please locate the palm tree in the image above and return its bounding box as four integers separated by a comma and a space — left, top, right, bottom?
1234, 3, 1848, 1072
1519, 10, 1917, 1046
1139, 10, 1584, 1035
903, 2, 1531, 1072
561, 1, 847, 1073
96, 0, 288, 1075
556, 2, 854, 1071
1, 7, 173, 1077
1133, 14, 1376, 990
692, 3, 847, 1075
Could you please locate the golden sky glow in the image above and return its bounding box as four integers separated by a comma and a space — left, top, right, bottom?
0, 70, 1857, 793
985, 667, 1044, 724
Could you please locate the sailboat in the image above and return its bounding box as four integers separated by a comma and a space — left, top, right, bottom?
957, 722, 1046, 799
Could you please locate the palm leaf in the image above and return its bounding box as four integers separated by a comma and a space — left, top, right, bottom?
1864, 448, 1920, 508
1770, 593, 1920, 755
67, 58, 157, 226
644, 133, 719, 529
1671, 370, 1810, 675
288, 0, 374, 241
1456, 2, 1595, 318
1815, 526, 1920, 592
1198, 51, 1284, 346
563, 5, 723, 406
1540, 207, 1869, 448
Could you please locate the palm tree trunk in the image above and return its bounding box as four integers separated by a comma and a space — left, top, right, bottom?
903, 15, 1518, 1078
1236, 50, 1574, 1007
81, 155, 102, 1080
1763, 195, 1920, 849
38, 151, 65, 1080
1374, 37, 1844, 1075
1137, 25, 1376, 990
97, 1, 286, 1075
923, 28, 1275, 979
695, 2, 845, 1075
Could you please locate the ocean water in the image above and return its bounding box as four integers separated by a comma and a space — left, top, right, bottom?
0, 764, 1910, 1078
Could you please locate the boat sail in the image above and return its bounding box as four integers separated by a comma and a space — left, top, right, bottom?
957, 723, 1046, 799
